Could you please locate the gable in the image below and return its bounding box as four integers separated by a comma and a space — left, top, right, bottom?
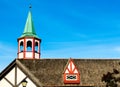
0, 60, 38, 87
64, 59, 79, 74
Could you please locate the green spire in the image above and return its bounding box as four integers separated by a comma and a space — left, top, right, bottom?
20, 11, 38, 38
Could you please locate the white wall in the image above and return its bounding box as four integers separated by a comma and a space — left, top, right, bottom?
0, 78, 12, 87
0, 66, 37, 87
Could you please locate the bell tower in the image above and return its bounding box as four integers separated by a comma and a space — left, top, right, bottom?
17, 9, 41, 59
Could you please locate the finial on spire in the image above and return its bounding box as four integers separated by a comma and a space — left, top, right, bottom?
29, 4, 32, 10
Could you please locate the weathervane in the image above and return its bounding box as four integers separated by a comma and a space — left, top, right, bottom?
29, 4, 32, 8
29, 3, 32, 11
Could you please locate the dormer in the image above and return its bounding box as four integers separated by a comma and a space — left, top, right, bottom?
63, 58, 80, 84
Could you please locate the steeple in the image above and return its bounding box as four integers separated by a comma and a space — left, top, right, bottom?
20, 11, 38, 38
17, 8, 41, 59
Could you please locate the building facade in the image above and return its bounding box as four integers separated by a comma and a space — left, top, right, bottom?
0, 10, 120, 87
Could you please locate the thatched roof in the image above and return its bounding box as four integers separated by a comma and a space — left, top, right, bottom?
1, 59, 120, 87
18, 59, 120, 86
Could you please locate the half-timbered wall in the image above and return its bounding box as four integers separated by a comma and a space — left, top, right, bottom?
0, 66, 36, 87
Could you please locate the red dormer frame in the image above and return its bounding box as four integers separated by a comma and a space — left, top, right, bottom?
63, 58, 80, 84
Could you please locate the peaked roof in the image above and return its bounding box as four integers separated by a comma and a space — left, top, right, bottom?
20, 11, 38, 38
1, 59, 120, 86
15, 59, 120, 86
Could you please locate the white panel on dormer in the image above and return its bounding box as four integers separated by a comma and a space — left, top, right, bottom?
17, 67, 26, 84
5, 67, 15, 85
18, 78, 36, 87
65, 69, 69, 73
72, 62, 75, 71
68, 63, 70, 70
0, 78, 12, 87
74, 69, 78, 73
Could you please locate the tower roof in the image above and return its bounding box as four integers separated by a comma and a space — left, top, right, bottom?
20, 11, 38, 38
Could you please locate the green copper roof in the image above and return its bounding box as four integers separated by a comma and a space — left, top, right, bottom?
20, 11, 38, 38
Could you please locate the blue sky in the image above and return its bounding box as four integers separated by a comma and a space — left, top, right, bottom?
1, 0, 120, 71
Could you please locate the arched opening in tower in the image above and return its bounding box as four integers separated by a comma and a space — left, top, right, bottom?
35, 42, 38, 53
20, 41, 23, 52
27, 41, 32, 51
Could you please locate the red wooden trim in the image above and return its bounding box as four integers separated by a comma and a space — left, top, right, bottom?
39, 40, 40, 58
73, 60, 79, 73
17, 51, 40, 54
18, 37, 41, 43
72, 67, 76, 73
18, 40, 20, 53
33, 38, 35, 58
19, 58, 40, 60
71, 59, 80, 73
66, 68, 71, 74
64, 73, 80, 84
23, 38, 26, 59
70, 61, 72, 73
17, 40, 19, 58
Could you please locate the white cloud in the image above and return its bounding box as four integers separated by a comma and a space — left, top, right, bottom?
0, 42, 17, 56
42, 43, 120, 59
114, 46, 120, 52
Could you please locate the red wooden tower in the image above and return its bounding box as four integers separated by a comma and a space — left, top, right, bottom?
17, 11, 41, 59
